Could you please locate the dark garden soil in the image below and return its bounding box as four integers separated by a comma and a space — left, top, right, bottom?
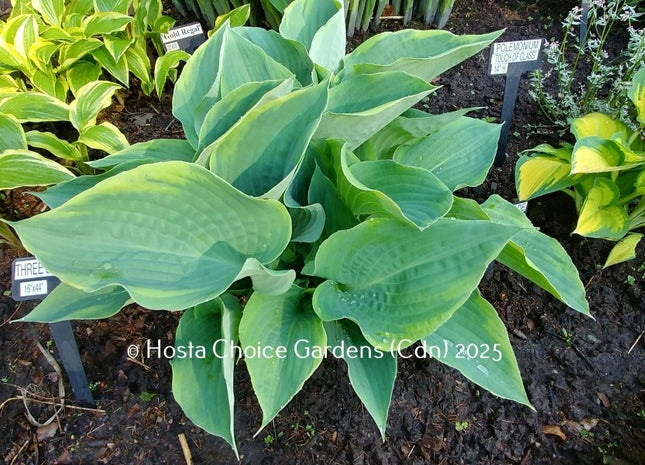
2, 0, 645, 463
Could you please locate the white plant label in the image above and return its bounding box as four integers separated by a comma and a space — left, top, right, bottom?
489, 39, 543, 75
11, 257, 60, 301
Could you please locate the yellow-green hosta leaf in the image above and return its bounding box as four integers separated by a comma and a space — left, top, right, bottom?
20, 284, 130, 322
28, 40, 58, 71
65, 0, 93, 16
515, 153, 575, 201
82, 12, 133, 37
214, 4, 250, 30
94, 0, 129, 14
40, 25, 74, 41
125, 41, 152, 94
604, 233, 643, 268
574, 177, 630, 239
32, 0, 64, 26
70, 81, 121, 132
57, 38, 103, 71
26, 130, 83, 161
629, 67, 645, 125
570, 136, 626, 174
343, 29, 502, 82
154, 49, 189, 97
172, 297, 241, 458
324, 320, 396, 439
66, 61, 102, 97
0, 92, 69, 122
423, 290, 532, 407
30, 68, 58, 96
9, 161, 292, 310
0, 75, 21, 92
77, 122, 129, 153
571, 112, 628, 141
0, 38, 25, 71
0, 150, 74, 189
239, 285, 326, 432
91, 46, 129, 86
0, 113, 27, 151
393, 116, 501, 191
315, 70, 436, 149
310, 218, 520, 350
4, 15, 38, 60
103, 36, 132, 62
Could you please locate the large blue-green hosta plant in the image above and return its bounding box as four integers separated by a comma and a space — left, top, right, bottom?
4, 0, 589, 456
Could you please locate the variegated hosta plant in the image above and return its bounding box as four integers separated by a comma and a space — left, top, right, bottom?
4, 0, 589, 456
516, 67, 645, 268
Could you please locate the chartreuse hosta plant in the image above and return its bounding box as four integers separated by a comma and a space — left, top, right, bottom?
4, 0, 588, 456
517, 67, 645, 268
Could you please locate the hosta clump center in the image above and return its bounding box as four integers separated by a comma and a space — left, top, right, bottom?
5, 0, 590, 456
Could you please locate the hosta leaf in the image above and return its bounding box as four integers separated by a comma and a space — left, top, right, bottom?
571, 112, 628, 141
0, 92, 69, 122
474, 196, 589, 315
30, 69, 58, 97
604, 233, 643, 268
103, 35, 132, 62
125, 41, 153, 94
94, 0, 129, 14
574, 177, 630, 239
10, 161, 292, 310
333, 142, 453, 229
78, 122, 129, 153
40, 25, 73, 41
629, 67, 645, 125
70, 81, 121, 132
57, 38, 103, 71
234, 27, 314, 86
32, 0, 64, 26
394, 117, 501, 191
5, 15, 38, 59
515, 154, 576, 201
570, 137, 626, 174
154, 49, 189, 97
66, 0, 93, 15
29, 40, 58, 71
0, 113, 27, 151
88, 139, 196, 169
423, 290, 531, 407
26, 130, 83, 161
203, 82, 328, 197
20, 284, 130, 322
0, 150, 74, 189
310, 218, 519, 350
66, 61, 102, 97
92, 46, 129, 86
83, 12, 133, 37
343, 29, 502, 81
172, 297, 241, 457
324, 320, 396, 439
196, 79, 293, 153
280, 0, 345, 71
239, 286, 326, 432
213, 4, 250, 30
316, 71, 436, 149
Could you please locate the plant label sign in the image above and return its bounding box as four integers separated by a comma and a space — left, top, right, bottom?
161, 22, 206, 53
488, 38, 544, 166
11, 257, 60, 301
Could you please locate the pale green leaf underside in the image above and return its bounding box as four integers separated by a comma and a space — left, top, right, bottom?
11, 161, 292, 310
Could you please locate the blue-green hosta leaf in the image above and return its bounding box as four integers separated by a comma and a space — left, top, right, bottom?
196, 79, 294, 153
91, 46, 129, 86
154, 49, 190, 97
82, 12, 133, 37
473, 195, 590, 315
78, 122, 129, 153
574, 177, 630, 239
0, 150, 74, 189
359, 108, 476, 160
315, 71, 436, 149
172, 297, 241, 457
234, 27, 314, 86
604, 233, 643, 268
515, 153, 577, 201
423, 290, 531, 407
173, 24, 227, 147
279, 0, 345, 71
0, 114, 27, 151
310, 218, 520, 350
26, 130, 83, 161
239, 285, 326, 432
32, 0, 65, 26
0, 92, 69, 122
571, 112, 629, 141
394, 117, 501, 191
10, 161, 292, 310
88, 139, 196, 169
66, 61, 102, 97
342, 29, 502, 81
334, 142, 453, 229
203, 82, 328, 197
20, 284, 131, 322
629, 67, 645, 125
324, 320, 396, 439
70, 81, 121, 132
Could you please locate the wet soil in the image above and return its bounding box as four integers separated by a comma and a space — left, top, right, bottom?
1, 0, 644, 464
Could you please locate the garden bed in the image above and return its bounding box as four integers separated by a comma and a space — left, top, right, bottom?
1, 0, 644, 464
